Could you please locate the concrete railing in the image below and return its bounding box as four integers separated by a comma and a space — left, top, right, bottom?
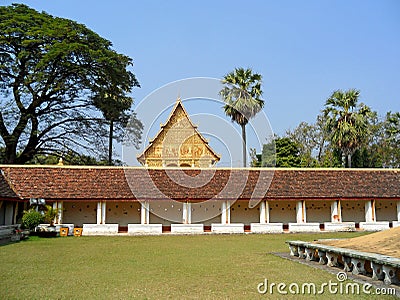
286, 240, 400, 286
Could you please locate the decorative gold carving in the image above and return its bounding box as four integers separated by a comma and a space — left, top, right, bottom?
137, 99, 220, 167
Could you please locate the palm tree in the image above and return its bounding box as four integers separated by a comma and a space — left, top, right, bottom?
220, 68, 264, 167
323, 89, 372, 168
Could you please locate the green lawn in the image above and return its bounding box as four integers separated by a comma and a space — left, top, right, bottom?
0, 232, 396, 299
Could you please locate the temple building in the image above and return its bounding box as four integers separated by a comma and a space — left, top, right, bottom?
137, 98, 220, 167
1, 99, 400, 235
1, 166, 400, 235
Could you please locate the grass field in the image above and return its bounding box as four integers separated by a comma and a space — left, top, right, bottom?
0, 232, 396, 299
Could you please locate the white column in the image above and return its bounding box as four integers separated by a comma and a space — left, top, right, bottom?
259, 201, 269, 224
57, 201, 63, 224
296, 200, 306, 223
397, 201, 400, 222
140, 202, 146, 225
296, 201, 302, 223
101, 201, 106, 224
182, 202, 188, 224
330, 200, 341, 223
221, 201, 231, 224
140, 201, 150, 224
187, 202, 192, 224
221, 201, 226, 224
52, 202, 58, 224
97, 201, 102, 224
146, 202, 150, 224
182, 202, 192, 224
226, 201, 231, 224
259, 201, 266, 224
13, 202, 18, 224
365, 200, 375, 222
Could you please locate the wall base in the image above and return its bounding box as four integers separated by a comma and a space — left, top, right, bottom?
392, 221, 400, 228
171, 224, 204, 234
324, 222, 356, 232
211, 223, 244, 234
288, 223, 320, 232
128, 224, 162, 235
359, 222, 390, 231
82, 224, 119, 235
250, 223, 283, 233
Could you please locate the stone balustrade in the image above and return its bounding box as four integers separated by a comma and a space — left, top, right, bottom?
286, 240, 400, 286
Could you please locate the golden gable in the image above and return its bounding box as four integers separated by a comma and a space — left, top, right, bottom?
137, 98, 220, 167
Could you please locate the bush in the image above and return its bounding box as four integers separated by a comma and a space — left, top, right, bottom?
43, 205, 58, 225
21, 209, 44, 230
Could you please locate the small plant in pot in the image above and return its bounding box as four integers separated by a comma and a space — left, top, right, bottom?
36, 205, 59, 237
22, 205, 59, 237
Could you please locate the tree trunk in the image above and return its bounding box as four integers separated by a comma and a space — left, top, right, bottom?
347, 153, 352, 168
108, 120, 114, 166
4, 144, 17, 164
241, 124, 247, 167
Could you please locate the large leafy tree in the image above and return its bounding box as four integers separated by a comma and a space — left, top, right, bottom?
219, 68, 264, 167
0, 4, 141, 164
92, 90, 142, 165
377, 111, 400, 168
323, 89, 372, 168
286, 121, 319, 167
285, 114, 341, 167
261, 137, 301, 167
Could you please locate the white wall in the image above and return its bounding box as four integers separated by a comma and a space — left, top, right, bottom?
106, 202, 141, 226
63, 201, 96, 226
0, 201, 15, 225
230, 201, 259, 224
191, 200, 221, 225
268, 201, 296, 223
61, 199, 398, 227
149, 201, 183, 225
305, 201, 331, 223
0, 201, 5, 225
375, 200, 397, 222
341, 200, 365, 223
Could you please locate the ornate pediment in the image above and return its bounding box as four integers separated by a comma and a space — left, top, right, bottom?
137, 99, 220, 167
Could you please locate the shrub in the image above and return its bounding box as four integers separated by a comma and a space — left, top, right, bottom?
21, 209, 44, 230
43, 205, 58, 225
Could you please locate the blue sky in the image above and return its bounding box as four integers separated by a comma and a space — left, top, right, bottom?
3, 0, 400, 165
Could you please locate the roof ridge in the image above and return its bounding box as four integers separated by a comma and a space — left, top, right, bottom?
0, 165, 399, 171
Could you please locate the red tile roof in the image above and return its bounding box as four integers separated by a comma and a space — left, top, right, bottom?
0, 166, 399, 202
0, 170, 19, 199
